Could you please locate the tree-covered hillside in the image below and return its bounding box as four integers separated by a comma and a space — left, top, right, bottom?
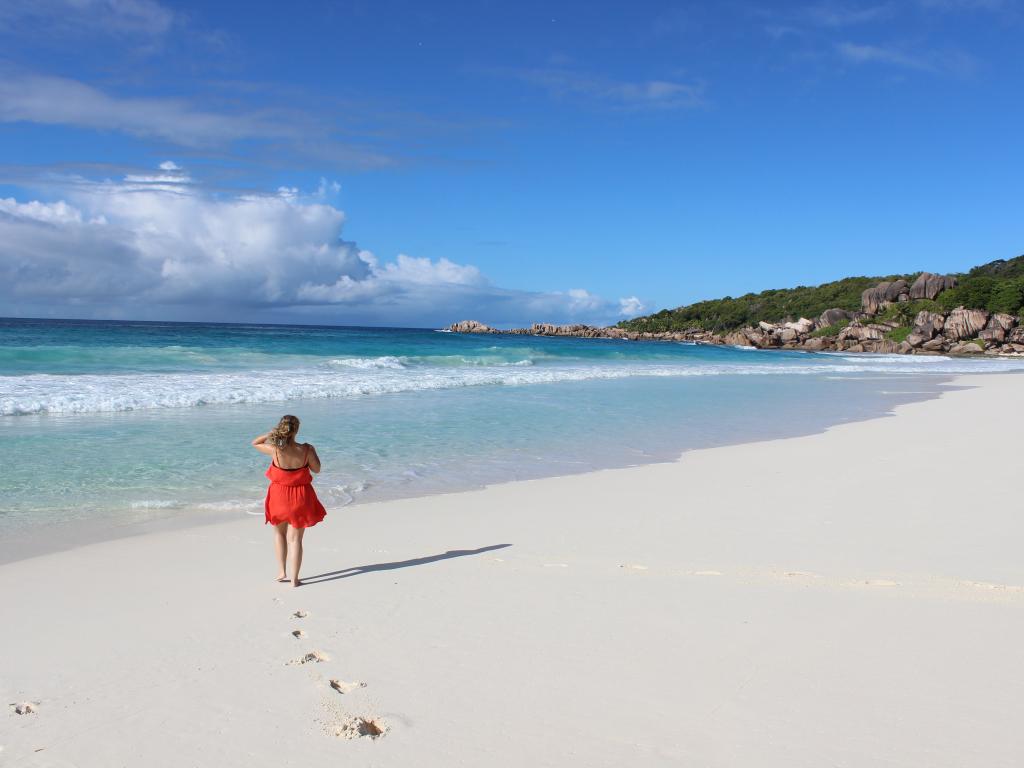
934, 256, 1024, 314
619, 256, 1024, 333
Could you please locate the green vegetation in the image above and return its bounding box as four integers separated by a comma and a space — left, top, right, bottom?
810, 322, 847, 338
619, 255, 1024, 333
885, 327, 912, 343
936, 260, 1024, 314
618, 275, 909, 333
874, 299, 941, 325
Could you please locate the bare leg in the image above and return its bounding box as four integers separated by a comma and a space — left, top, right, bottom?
287, 526, 305, 587
274, 522, 288, 581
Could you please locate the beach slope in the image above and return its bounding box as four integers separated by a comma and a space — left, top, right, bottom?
2, 374, 1022, 767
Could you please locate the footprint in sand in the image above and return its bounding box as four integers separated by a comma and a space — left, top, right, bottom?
287, 651, 328, 666
291, 629, 307, 639
329, 679, 367, 694
336, 716, 387, 740
10, 702, 37, 715
292, 610, 309, 619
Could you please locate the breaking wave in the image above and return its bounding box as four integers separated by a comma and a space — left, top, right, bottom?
4, 354, 1023, 416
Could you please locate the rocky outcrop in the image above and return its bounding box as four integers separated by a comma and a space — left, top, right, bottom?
909, 272, 958, 300
733, 317, 821, 349
989, 313, 1017, 332
905, 310, 944, 347
874, 340, 903, 354
722, 330, 753, 347
859, 272, 958, 317
451, 302, 1023, 357
818, 308, 855, 327
784, 318, 816, 335
525, 323, 613, 338
978, 327, 1005, 344
838, 323, 885, 342
914, 310, 944, 333
942, 307, 990, 341
861, 280, 909, 315
801, 336, 830, 351
450, 320, 498, 334
947, 340, 985, 354
977, 311, 1016, 343
462, 265, 1019, 357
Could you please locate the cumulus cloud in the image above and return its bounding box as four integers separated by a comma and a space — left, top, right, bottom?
0, 164, 637, 327
618, 296, 645, 317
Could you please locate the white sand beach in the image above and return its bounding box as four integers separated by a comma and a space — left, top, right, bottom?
2, 372, 1022, 767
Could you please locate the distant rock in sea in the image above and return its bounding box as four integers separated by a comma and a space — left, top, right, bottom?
449, 320, 498, 334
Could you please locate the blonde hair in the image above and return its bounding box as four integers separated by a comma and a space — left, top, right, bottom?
268, 414, 300, 446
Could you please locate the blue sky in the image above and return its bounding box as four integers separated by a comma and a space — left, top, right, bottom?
0, 0, 1021, 327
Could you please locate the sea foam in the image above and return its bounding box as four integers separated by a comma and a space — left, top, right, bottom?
3, 354, 1023, 416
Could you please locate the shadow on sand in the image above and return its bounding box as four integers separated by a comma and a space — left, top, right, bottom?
301, 543, 512, 585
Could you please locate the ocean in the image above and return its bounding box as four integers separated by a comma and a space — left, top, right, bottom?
3, 317, 1021, 553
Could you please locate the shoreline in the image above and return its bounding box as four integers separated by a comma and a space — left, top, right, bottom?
449, 301, 1024, 356
3, 372, 1023, 766
0, 371, 967, 566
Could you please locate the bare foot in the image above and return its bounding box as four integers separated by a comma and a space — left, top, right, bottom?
276, 573, 288, 582
292, 579, 302, 588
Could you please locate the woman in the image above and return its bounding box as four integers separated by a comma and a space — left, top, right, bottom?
252, 415, 325, 587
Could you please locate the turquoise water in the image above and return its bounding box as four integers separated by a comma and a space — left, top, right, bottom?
3, 318, 1022, 544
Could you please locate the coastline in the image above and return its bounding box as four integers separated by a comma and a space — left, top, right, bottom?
3, 372, 1023, 766
449, 294, 1024, 357
0, 371, 961, 566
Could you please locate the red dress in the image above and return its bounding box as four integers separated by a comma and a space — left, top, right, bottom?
264, 446, 327, 529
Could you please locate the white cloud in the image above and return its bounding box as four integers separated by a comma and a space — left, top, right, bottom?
0, 166, 632, 327
0, 73, 304, 147
618, 296, 645, 316
0, 0, 177, 39
0, 72, 398, 169
518, 69, 705, 110
835, 41, 977, 75
122, 160, 193, 190
836, 41, 931, 69
804, 2, 892, 27
0, 198, 85, 225
917, 0, 1004, 9
316, 177, 342, 197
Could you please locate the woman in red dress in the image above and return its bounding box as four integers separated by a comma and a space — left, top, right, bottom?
252, 415, 326, 587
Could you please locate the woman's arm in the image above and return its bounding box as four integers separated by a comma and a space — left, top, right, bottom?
251, 432, 275, 456
306, 444, 322, 473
